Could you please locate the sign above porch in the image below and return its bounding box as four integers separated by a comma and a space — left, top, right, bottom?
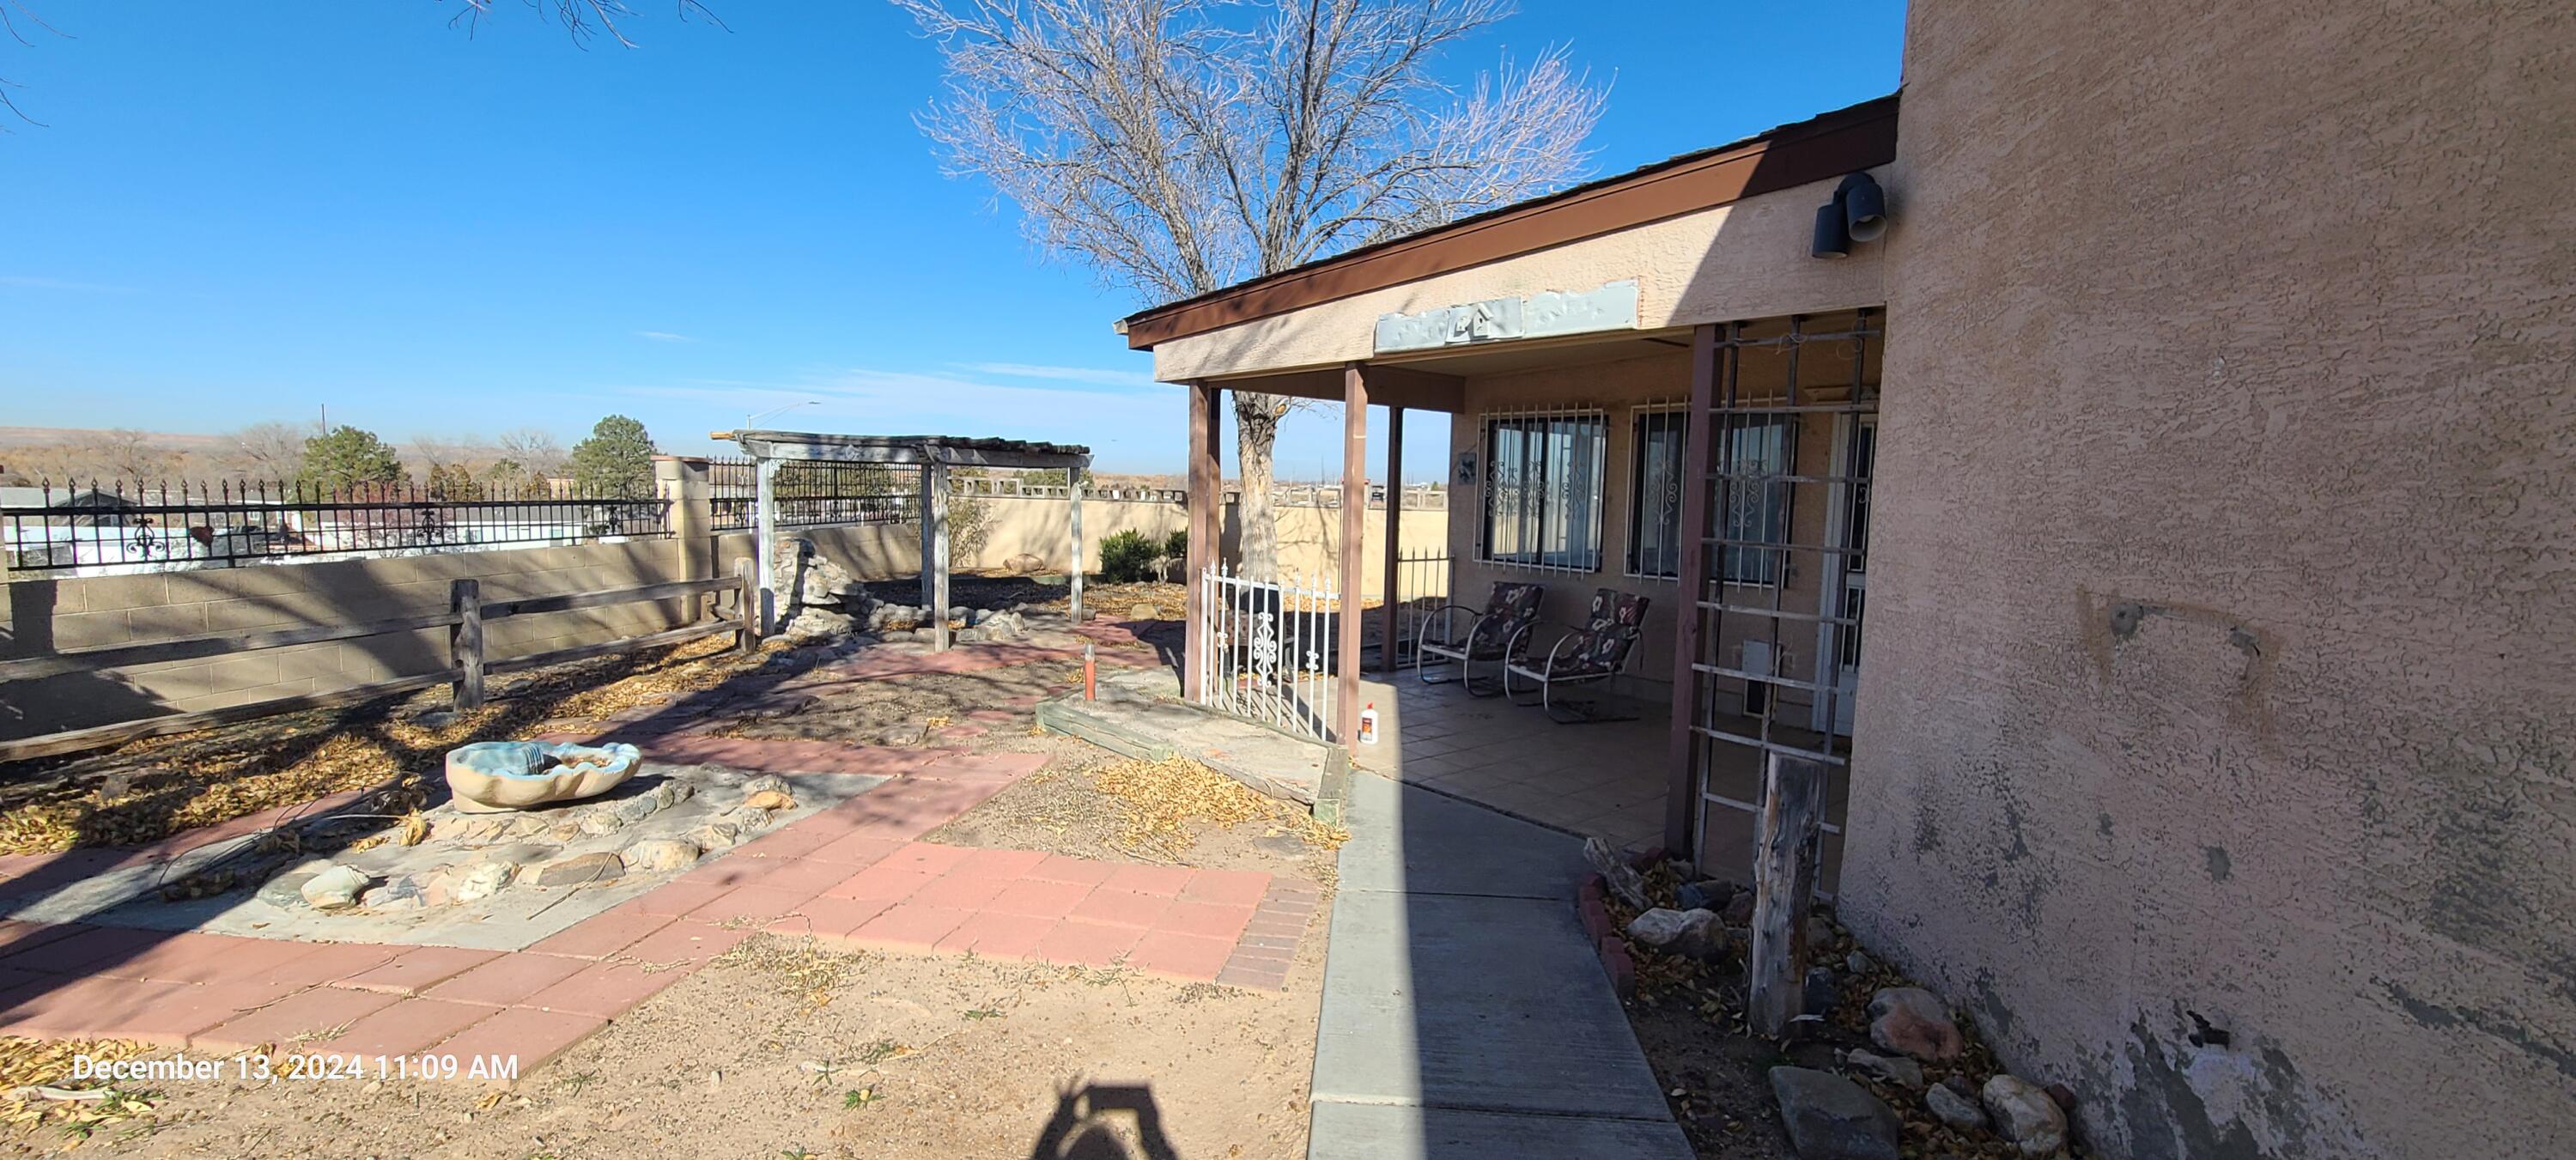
1373, 279, 1641, 354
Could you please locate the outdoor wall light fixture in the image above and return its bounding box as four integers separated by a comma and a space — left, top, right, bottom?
1812, 172, 1890, 258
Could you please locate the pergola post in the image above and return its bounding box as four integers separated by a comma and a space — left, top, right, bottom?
1664, 324, 1722, 857
920, 459, 951, 651
1069, 475, 1085, 623
753, 456, 780, 635
1378, 407, 1405, 673
1336, 364, 1369, 744
1184, 381, 1220, 701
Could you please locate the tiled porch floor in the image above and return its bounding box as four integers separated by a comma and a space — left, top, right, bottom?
1353, 674, 1669, 852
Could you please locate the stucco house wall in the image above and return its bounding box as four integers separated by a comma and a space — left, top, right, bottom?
1146, 173, 1886, 382
1846, 2, 2576, 1157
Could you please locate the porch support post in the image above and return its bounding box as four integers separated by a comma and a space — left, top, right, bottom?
1069, 474, 1085, 623
1184, 381, 1220, 701
1664, 324, 1721, 857
920, 459, 951, 651
1337, 364, 1369, 744
1378, 406, 1405, 672
753, 456, 780, 635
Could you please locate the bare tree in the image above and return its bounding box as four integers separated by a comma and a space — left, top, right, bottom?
890, 0, 1603, 578
495, 428, 572, 480
219, 421, 318, 480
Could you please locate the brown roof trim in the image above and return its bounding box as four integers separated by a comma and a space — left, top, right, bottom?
1121, 93, 1899, 350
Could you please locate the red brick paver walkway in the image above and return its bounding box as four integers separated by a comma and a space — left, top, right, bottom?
0, 729, 1315, 1075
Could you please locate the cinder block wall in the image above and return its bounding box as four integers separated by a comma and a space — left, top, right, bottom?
1848, 3, 2576, 1157
1, 540, 704, 742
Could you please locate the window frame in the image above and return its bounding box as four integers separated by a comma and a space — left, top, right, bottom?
1476, 409, 1608, 574
1625, 405, 1690, 580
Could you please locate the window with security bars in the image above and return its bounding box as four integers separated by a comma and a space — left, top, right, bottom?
1479, 411, 1606, 572
1627, 409, 1688, 578
1717, 416, 1792, 584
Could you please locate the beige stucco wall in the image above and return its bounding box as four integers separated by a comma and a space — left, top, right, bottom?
1, 540, 708, 741
1846, 3, 2576, 1158
1147, 174, 1886, 381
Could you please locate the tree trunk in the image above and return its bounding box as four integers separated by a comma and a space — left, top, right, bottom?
1234, 392, 1285, 580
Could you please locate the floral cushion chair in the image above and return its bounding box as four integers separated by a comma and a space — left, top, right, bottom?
1504, 587, 1654, 721
1415, 580, 1546, 697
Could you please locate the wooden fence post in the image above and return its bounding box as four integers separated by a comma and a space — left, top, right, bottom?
1747, 751, 1826, 1036
734, 557, 759, 653
449, 578, 484, 712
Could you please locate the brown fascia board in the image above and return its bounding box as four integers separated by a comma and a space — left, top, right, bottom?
1120, 93, 1900, 351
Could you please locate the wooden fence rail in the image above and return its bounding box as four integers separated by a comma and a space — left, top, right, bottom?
0, 558, 759, 764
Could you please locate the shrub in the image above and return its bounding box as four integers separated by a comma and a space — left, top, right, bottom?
1164, 528, 1188, 562
1099, 528, 1163, 582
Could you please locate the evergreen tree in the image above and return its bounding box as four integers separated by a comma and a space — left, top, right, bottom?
298, 425, 406, 495
570, 415, 658, 496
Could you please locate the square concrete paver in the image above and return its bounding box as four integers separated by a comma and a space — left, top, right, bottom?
305, 998, 496, 1058
522, 961, 689, 1019
1068, 888, 1175, 929
762, 896, 890, 940
1127, 931, 1235, 980
848, 904, 971, 950
337, 946, 505, 995
686, 885, 819, 926
1100, 865, 1194, 897
985, 878, 1093, 917
1156, 900, 1256, 942
619, 920, 751, 967
434, 1008, 608, 1073
1178, 869, 1271, 908
931, 911, 1058, 957
199, 986, 404, 1053
1032, 919, 1143, 967
425, 953, 594, 1006
526, 905, 675, 960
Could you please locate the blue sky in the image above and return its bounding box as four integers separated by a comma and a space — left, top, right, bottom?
0, 2, 1905, 479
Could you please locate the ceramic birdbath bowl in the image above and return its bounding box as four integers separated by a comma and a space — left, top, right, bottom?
444, 740, 642, 813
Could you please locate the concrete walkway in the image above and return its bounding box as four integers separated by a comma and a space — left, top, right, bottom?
1307, 772, 1691, 1159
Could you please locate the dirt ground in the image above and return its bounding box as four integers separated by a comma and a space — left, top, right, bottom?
1, 623, 1337, 1159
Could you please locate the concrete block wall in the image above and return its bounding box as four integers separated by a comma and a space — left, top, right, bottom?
1, 539, 704, 742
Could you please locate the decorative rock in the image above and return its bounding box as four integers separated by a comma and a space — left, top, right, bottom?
1846, 950, 1875, 976
1005, 553, 1044, 574
717, 805, 772, 830
1925, 1079, 1987, 1132
1844, 1048, 1923, 1089
257, 872, 318, 909
578, 811, 628, 837
1868, 987, 1965, 1060
611, 793, 661, 824
783, 608, 856, 641
2045, 1082, 2078, 1113
1676, 879, 1734, 912
434, 816, 509, 843
743, 789, 796, 811
620, 838, 703, 874
446, 740, 641, 813
359, 878, 425, 913
478, 841, 562, 866
1769, 1066, 1902, 1160
1626, 908, 1728, 959
744, 774, 790, 796
954, 626, 988, 643
301, 865, 371, 910
1582, 838, 1649, 909
1807, 914, 1838, 950
425, 860, 515, 906
1982, 1075, 2069, 1157
651, 780, 695, 810
1127, 601, 1160, 620
880, 723, 928, 747
688, 822, 744, 851
1722, 890, 1757, 926
529, 851, 626, 887
1805, 966, 1841, 1016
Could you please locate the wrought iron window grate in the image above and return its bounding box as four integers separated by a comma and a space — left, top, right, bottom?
1476, 405, 1607, 574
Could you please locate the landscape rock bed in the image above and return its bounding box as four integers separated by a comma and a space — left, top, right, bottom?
1591, 857, 2090, 1159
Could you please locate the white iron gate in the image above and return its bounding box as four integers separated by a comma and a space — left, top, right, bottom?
1196, 564, 1338, 742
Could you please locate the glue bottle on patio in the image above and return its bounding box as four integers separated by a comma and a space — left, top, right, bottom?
1358, 702, 1379, 745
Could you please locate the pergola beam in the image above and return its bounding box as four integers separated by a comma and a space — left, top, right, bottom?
1203, 364, 1463, 413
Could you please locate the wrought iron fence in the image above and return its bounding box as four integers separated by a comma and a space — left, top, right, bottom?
708, 457, 921, 531
1, 477, 668, 575
1196, 563, 1340, 743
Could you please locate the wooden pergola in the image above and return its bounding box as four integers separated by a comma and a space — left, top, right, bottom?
720, 431, 1094, 650
1181, 365, 1462, 748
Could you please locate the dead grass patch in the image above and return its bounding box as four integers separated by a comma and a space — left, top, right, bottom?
1090, 756, 1346, 862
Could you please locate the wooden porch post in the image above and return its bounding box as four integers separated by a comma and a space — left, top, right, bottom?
1337, 366, 1370, 744
920, 459, 951, 651
1663, 324, 1721, 857
1184, 381, 1220, 701
1378, 407, 1405, 672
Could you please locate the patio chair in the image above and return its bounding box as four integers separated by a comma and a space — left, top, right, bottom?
1415, 580, 1546, 697
1503, 587, 1653, 722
